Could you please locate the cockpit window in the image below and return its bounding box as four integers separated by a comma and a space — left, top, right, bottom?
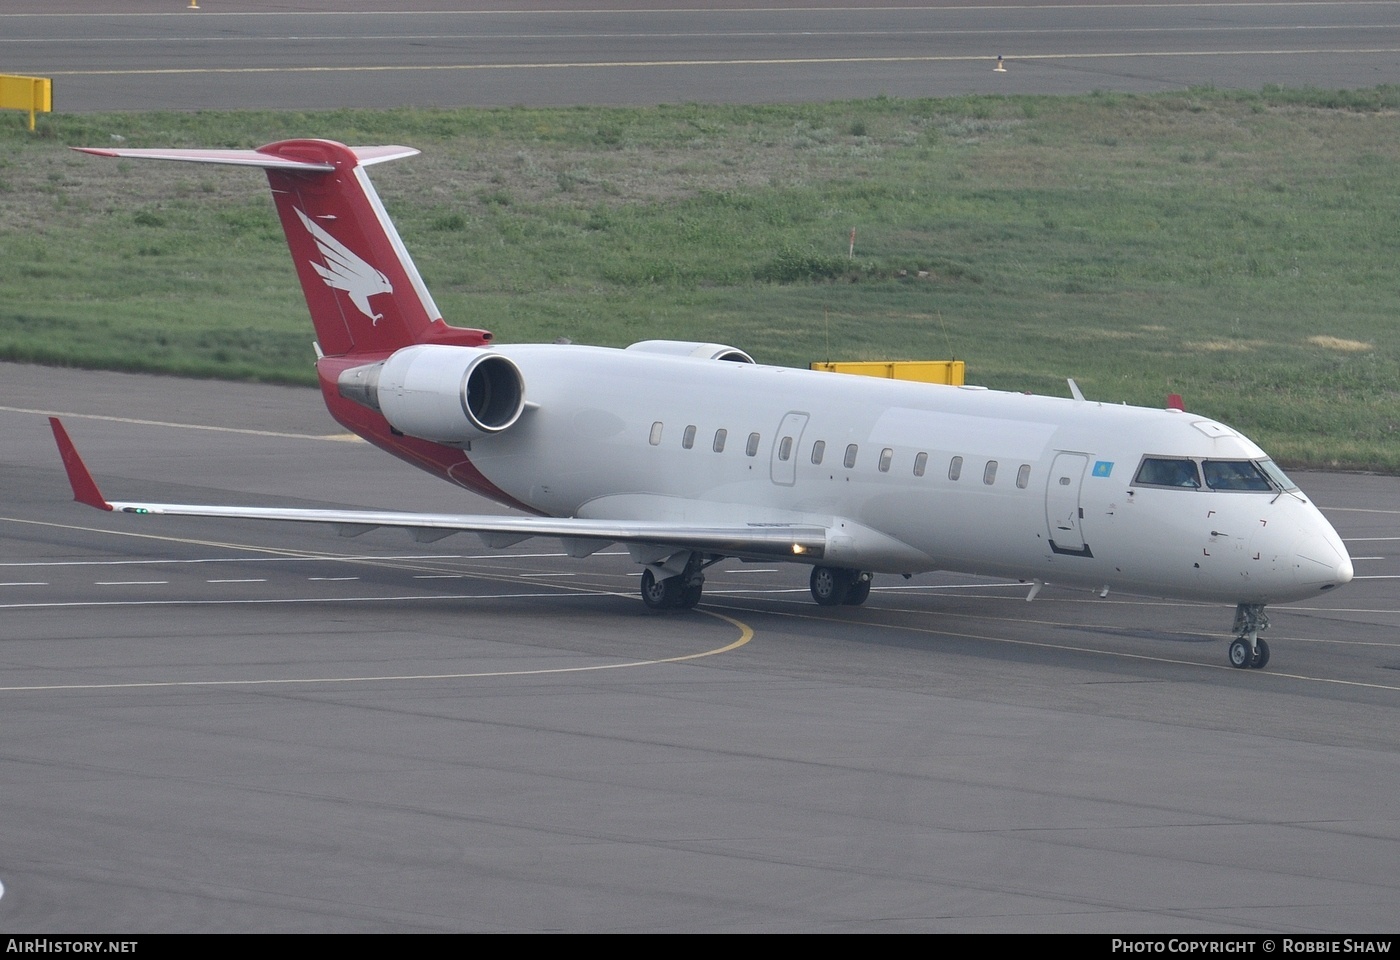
1202, 460, 1273, 491
1133, 457, 1201, 489
1257, 459, 1299, 492
1134, 456, 1292, 493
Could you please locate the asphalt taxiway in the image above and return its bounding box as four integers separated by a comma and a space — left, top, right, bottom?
5, 1, 1400, 111
0, 363, 1397, 932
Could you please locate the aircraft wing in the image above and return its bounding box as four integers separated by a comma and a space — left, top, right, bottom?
49, 418, 828, 562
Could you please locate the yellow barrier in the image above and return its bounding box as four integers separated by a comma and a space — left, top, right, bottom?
0, 74, 52, 131
809, 360, 966, 385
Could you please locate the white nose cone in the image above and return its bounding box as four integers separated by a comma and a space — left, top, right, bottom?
1293, 532, 1353, 591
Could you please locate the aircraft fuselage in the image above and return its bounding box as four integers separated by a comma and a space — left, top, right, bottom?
325, 342, 1352, 607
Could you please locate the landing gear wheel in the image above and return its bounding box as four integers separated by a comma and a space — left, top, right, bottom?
842, 575, 872, 606
640, 567, 681, 610
1228, 638, 1252, 669
1229, 602, 1271, 670
1251, 638, 1270, 669
810, 566, 853, 606
640, 553, 709, 611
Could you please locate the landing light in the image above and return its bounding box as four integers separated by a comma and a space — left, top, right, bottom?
792, 544, 807, 555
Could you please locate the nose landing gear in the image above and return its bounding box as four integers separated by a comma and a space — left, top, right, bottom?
1228, 603, 1271, 669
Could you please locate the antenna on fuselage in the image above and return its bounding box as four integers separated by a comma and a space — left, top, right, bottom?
1067, 378, 1086, 402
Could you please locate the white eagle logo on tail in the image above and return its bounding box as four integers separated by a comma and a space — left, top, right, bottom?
296, 208, 392, 324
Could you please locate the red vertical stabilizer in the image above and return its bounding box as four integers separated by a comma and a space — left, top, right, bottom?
73, 140, 492, 357
75, 140, 521, 509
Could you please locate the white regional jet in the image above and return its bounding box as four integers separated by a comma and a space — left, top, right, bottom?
52, 139, 1354, 669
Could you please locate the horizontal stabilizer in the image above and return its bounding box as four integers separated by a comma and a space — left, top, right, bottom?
72, 144, 418, 171
75, 139, 486, 358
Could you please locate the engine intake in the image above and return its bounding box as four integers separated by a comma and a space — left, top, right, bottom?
338, 344, 526, 444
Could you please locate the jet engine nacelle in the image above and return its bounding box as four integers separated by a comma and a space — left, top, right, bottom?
625, 340, 755, 363
338, 343, 526, 445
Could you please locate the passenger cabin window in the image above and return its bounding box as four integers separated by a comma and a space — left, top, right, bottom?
811, 440, 825, 465
844, 444, 859, 469
682, 425, 696, 450
913, 452, 928, 477
778, 436, 793, 461
878, 448, 893, 473
746, 432, 761, 457
948, 456, 963, 481
712, 428, 727, 453
1016, 464, 1031, 489
649, 421, 663, 446
1203, 460, 1274, 491
983, 460, 998, 485
1134, 457, 1201, 489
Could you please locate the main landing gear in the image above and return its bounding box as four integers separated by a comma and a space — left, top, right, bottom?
639, 552, 712, 611
640, 560, 874, 611
1228, 602, 1271, 669
809, 566, 872, 606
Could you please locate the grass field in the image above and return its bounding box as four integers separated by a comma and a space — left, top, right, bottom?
2, 87, 1398, 470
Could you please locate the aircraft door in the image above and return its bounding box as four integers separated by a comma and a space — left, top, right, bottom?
770, 412, 810, 486
1045, 452, 1091, 555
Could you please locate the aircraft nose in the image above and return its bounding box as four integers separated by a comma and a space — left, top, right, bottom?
1293, 531, 1353, 590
